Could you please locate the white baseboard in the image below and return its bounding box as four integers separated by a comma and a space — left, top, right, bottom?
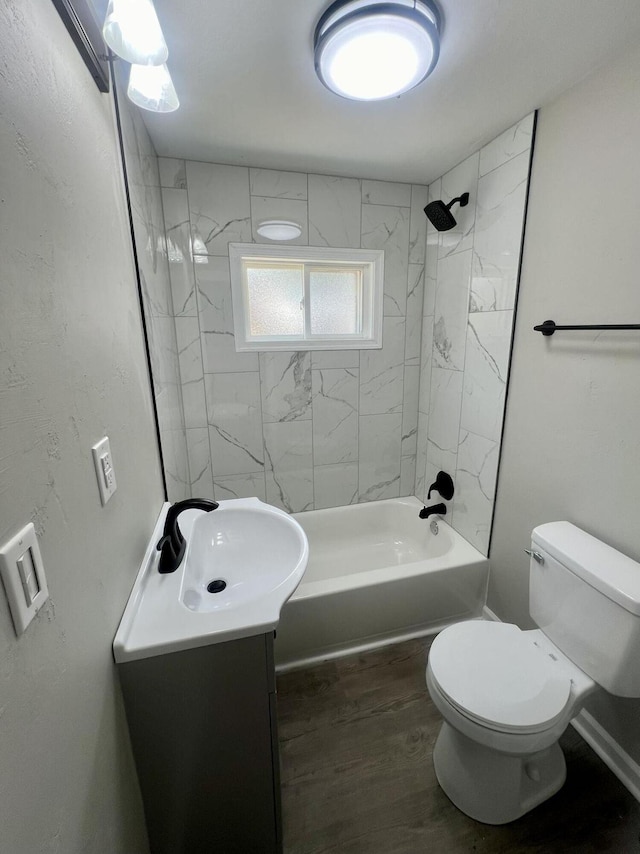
482, 606, 640, 804
481, 604, 501, 622
571, 710, 640, 803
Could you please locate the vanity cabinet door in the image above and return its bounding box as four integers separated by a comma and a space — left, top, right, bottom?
119, 633, 280, 854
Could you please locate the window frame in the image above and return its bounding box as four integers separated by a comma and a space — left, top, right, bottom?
229, 243, 384, 351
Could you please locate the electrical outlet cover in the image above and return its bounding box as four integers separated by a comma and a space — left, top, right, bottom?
92, 436, 117, 505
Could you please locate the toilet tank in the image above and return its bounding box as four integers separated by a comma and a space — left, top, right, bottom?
529, 521, 640, 697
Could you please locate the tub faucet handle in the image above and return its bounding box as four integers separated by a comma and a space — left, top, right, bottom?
427, 471, 455, 501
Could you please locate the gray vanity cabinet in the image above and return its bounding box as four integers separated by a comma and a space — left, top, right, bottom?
118, 632, 282, 854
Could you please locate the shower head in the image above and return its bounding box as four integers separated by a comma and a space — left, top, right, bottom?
424, 192, 470, 231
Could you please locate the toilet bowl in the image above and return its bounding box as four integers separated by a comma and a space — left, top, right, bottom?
425, 521, 640, 826
426, 621, 595, 824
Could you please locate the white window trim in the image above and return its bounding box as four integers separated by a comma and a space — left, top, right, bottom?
229, 243, 384, 351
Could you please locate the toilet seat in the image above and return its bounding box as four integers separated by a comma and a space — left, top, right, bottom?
428, 622, 573, 734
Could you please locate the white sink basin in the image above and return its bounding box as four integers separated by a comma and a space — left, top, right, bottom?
181, 503, 308, 613
113, 498, 309, 662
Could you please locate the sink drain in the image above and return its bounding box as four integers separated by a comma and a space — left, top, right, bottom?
207, 579, 227, 594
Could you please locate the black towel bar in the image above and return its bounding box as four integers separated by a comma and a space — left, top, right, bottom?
534, 319, 640, 336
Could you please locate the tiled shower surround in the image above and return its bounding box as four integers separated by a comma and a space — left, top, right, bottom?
130, 112, 533, 554
158, 160, 429, 512
416, 114, 534, 553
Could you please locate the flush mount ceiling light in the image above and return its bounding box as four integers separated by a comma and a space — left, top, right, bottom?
256, 221, 303, 241
314, 0, 441, 101
103, 0, 168, 65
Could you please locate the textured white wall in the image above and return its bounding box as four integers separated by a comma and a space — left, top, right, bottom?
0, 2, 164, 851
490, 44, 640, 759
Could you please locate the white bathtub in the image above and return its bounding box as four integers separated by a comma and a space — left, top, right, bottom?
275, 496, 489, 670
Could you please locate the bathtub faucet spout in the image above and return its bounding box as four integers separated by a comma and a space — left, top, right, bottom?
419, 502, 446, 520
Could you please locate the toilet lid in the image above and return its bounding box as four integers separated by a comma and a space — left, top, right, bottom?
428, 622, 572, 733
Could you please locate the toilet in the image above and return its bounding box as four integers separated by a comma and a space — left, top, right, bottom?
426, 521, 640, 825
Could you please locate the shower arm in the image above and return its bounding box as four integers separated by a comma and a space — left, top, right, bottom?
446, 194, 469, 211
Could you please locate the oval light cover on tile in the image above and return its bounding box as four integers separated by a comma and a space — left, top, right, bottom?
256, 221, 303, 241
128, 63, 180, 113
103, 0, 168, 65
314, 1, 440, 101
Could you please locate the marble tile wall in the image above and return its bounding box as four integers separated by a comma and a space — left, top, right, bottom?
158, 158, 428, 512
416, 114, 534, 555
117, 84, 190, 501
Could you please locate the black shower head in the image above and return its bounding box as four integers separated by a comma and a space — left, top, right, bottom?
424, 192, 470, 231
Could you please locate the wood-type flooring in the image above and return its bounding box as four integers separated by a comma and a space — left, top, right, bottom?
277, 638, 640, 853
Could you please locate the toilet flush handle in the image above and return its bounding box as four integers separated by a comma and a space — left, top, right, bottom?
524, 549, 545, 565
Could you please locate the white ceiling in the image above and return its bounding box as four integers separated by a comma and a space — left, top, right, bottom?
144, 0, 640, 184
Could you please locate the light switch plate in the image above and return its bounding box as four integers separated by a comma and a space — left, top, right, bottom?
0, 523, 49, 635
92, 436, 117, 505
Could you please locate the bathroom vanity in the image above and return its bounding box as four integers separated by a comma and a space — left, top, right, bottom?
119, 631, 281, 854
113, 499, 309, 854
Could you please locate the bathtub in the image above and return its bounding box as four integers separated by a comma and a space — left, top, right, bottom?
275, 496, 489, 671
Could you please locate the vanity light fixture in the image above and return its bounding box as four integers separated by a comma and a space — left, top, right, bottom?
103, 0, 168, 65
256, 220, 303, 241
314, 0, 441, 101
103, 0, 180, 113
128, 63, 180, 113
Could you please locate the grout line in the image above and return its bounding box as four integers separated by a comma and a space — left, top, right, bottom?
309, 350, 316, 510
166, 156, 425, 190
425, 221, 439, 501
159, 187, 192, 492
357, 191, 364, 504
249, 192, 308, 202
360, 200, 412, 210
478, 141, 533, 181
357, 179, 362, 251
255, 351, 268, 504
356, 347, 361, 502
469, 308, 515, 314
202, 368, 261, 374
186, 171, 217, 497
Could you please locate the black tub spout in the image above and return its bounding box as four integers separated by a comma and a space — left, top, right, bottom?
419, 503, 446, 520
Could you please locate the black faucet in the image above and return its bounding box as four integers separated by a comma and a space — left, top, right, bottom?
419, 470, 454, 520
157, 498, 219, 574
427, 471, 454, 501
419, 503, 447, 520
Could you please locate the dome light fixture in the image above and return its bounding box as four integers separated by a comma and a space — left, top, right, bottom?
256, 220, 303, 241
314, 0, 441, 101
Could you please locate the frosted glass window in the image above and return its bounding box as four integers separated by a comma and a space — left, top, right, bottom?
246, 264, 303, 336
229, 244, 383, 351
309, 269, 361, 335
